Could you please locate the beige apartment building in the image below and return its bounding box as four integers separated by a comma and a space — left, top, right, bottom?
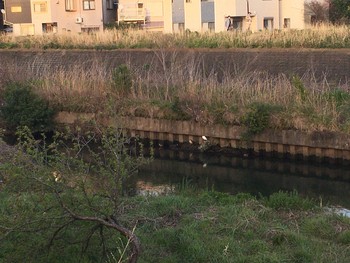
118, 0, 308, 33
3, 0, 116, 35
3, 0, 310, 35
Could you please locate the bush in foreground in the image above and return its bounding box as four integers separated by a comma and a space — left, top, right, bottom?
0, 82, 55, 132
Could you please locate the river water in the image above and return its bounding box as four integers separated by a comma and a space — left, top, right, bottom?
129, 149, 350, 209
3, 134, 350, 209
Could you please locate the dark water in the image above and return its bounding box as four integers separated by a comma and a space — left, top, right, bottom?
130, 149, 350, 208
3, 134, 350, 208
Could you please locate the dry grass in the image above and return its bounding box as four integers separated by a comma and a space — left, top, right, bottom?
1, 24, 350, 49
1, 49, 349, 133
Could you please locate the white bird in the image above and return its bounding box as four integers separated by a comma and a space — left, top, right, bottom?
202, 135, 208, 141
189, 139, 193, 144
53, 171, 61, 182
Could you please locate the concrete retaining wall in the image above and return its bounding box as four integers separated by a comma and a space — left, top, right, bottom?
56, 112, 350, 161
0, 49, 349, 83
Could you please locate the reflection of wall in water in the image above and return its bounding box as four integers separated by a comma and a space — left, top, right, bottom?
136, 153, 350, 207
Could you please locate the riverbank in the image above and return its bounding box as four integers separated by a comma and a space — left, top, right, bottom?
1, 136, 349, 262
1, 48, 350, 160
1, 189, 349, 262
1, 48, 350, 133
54, 113, 350, 162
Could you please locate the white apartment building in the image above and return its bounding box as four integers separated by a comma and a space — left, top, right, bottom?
118, 0, 308, 33
3, 0, 310, 35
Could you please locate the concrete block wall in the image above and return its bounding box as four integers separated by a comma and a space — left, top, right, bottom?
0, 49, 349, 84
55, 113, 350, 161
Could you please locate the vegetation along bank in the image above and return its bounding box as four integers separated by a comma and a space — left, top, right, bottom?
1, 136, 350, 262
1, 46, 350, 159
1, 27, 350, 262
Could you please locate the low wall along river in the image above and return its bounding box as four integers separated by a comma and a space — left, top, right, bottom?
56, 112, 350, 161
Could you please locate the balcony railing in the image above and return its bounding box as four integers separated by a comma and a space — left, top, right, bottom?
118, 7, 146, 22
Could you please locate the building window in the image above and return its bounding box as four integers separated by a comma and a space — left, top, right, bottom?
83, 0, 95, 10
33, 2, 47, 13
11, 6, 22, 13
186, 0, 191, 3
227, 17, 243, 31
42, 22, 58, 33
106, 0, 114, 10
136, 3, 143, 16
263, 18, 273, 30
283, 18, 290, 29
65, 0, 76, 11
232, 17, 243, 30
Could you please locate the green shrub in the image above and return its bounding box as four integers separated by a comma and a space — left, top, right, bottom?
111, 64, 133, 95
206, 100, 237, 125
151, 97, 191, 120
199, 191, 233, 205
324, 88, 350, 128
324, 88, 350, 108
265, 190, 315, 210
337, 230, 350, 245
301, 216, 336, 240
0, 82, 55, 131
241, 103, 275, 140
292, 75, 307, 101
169, 97, 191, 120
0, 42, 19, 49
292, 249, 313, 263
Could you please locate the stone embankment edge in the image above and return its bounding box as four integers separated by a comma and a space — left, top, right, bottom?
56, 112, 350, 161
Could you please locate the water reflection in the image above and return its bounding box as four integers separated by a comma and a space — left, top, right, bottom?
129, 149, 350, 208
135, 181, 175, 196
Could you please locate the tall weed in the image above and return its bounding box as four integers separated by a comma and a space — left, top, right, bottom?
265, 190, 315, 210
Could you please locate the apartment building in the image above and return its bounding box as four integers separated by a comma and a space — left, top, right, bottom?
118, 0, 307, 33
3, 0, 309, 35
3, 0, 116, 35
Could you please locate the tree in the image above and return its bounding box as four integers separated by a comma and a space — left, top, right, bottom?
305, 0, 330, 23
329, 0, 350, 24
0, 126, 151, 262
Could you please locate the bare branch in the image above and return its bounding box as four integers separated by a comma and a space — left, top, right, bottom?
48, 219, 77, 250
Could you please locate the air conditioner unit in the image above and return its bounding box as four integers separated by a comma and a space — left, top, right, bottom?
76, 17, 83, 24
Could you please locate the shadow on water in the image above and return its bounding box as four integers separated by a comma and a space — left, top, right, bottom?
4, 133, 350, 208
129, 149, 350, 208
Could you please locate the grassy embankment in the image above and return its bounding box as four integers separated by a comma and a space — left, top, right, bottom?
1, 186, 350, 262
1, 25, 350, 135
1, 140, 349, 262
0, 24, 350, 49
1, 25, 350, 262
1, 52, 350, 134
